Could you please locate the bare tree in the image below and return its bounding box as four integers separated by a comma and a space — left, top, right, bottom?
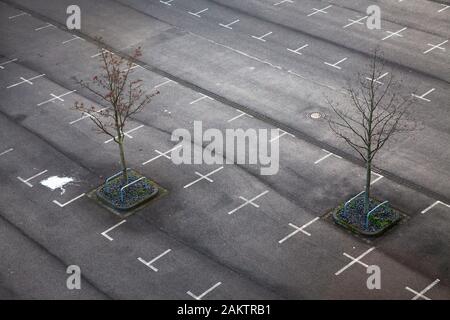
327, 49, 415, 215
75, 47, 158, 182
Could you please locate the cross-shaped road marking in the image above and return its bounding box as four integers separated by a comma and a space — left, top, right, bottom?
274, 0, 293, 6
228, 190, 269, 215
382, 27, 407, 41
37, 90, 76, 106
411, 88, 435, 102
138, 249, 172, 272
314, 149, 342, 164
104, 125, 144, 144
7, 74, 45, 89
423, 40, 448, 54
187, 282, 222, 300
366, 72, 389, 85
183, 166, 224, 189
219, 19, 240, 29
142, 145, 182, 165
17, 170, 48, 187
343, 16, 368, 28
307, 5, 332, 17
69, 107, 109, 125
188, 8, 208, 18
278, 217, 320, 244
406, 279, 440, 300
438, 4, 449, 13
335, 247, 376, 276
324, 57, 348, 70
101, 220, 126, 241
251, 31, 273, 42
287, 44, 309, 55
160, 0, 175, 5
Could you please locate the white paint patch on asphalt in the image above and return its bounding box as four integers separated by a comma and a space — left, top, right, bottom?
40, 176, 74, 195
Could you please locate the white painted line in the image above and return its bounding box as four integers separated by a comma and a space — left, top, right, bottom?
183, 166, 224, 189
62, 35, 85, 44
124, 63, 142, 72
278, 217, 320, 244
17, 170, 48, 187
8, 12, 30, 19
421, 200, 450, 214
366, 72, 389, 85
406, 279, 440, 300
188, 8, 208, 18
314, 149, 342, 164
324, 57, 348, 70
154, 79, 176, 89
101, 220, 126, 241
69, 107, 109, 125
189, 93, 214, 105
90, 48, 114, 58
381, 27, 407, 41
251, 31, 273, 42
438, 5, 450, 13
343, 16, 368, 28
160, 0, 175, 6
370, 172, 384, 185
411, 88, 435, 102
0, 148, 14, 157
53, 193, 85, 207
274, 0, 293, 6
287, 44, 308, 55
0, 58, 18, 70
219, 19, 240, 29
307, 5, 332, 17
227, 110, 253, 123
228, 190, 269, 215
37, 90, 76, 106
7, 74, 45, 89
269, 129, 294, 143
187, 282, 222, 300
104, 125, 144, 144
142, 145, 182, 165
423, 40, 448, 54
35, 23, 55, 31
335, 247, 376, 276
138, 249, 172, 272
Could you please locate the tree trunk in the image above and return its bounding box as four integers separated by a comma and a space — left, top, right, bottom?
364, 159, 372, 215
118, 138, 128, 183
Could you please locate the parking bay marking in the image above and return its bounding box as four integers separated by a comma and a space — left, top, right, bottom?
8, 12, 30, 19
70, 107, 109, 125
335, 247, 376, 276
53, 193, 85, 207
0, 58, 18, 70
438, 5, 450, 13
104, 125, 144, 144
188, 8, 208, 18
411, 88, 435, 102
423, 40, 447, 54
370, 172, 384, 185
405, 279, 440, 300
142, 145, 182, 165
270, 129, 294, 143
324, 57, 348, 70
190, 93, 214, 105
183, 166, 224, 189
366, 72, 388, 85
421, 200, 450, 214
314, 149, 342, 164
37, 90, 76, 106
154, 78, 177, 89
382, 27, 407, 41
101, 220, 126, 241
287, 44, 308, 55
160, 0, 175, 6
219, 19, 240, 30
0, 148, 14, 157
274, 0, 293, 6
17, 169, 48, 187
35, 23, 55, 31
307, 5, 332, 17
227, 110, 253, 123
187, 282, 222, 300
138, 249, 172, 272
343, 16, 368, 29
251, 31, 273, 42
278, 217, 320, 243
7, 74, 45, 89
62, 35, 85, 44
228, 190, 269, 215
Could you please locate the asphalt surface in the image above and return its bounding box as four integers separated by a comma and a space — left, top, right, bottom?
0, 0, 449, 299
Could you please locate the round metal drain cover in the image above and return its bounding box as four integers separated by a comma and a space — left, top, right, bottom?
310, 112, 323, 119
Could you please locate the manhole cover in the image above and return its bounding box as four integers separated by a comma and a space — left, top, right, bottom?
310, 112, 323, 119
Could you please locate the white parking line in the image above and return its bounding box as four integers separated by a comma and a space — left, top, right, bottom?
307, 5, 332, 17
188, 8, 208, 18
138, 249, 172, 272
251, 31, 273, 42
160, 0, 175, 6
343, 15, 368, 28
381, 27, 407, 41
7, 74, 45, 89
287, 44, 308, 55
314, 149, 342, 164
154, 78, 176, 89
411, 88, 435, 102
423, 40, 448, 54
366, 72, 389, 85
370, 172, 384, 185
278, 217, 319, 243
406, 279, 440, 300
187, 282, 222, 300
269, 129, 294, 142
0, 148, 14, 157
8, 12, 30, 19
421, 200, 450, 214
70, 107, 109, 125
62, 35, 85, 44
101, 220, 126, 241
227, 110, 253, 123
228, 190, 269, 215
104, 125, 144, 144
90, 48, 114, 58
17, 170, 48, 187
53, 193, 85, 207
219, 19, 240, 29
35, 23, 55, 31
0, 58, 18, 70
183, 166, 224, 189
274, 0, 293, 6
124, 63, 142, 72
335, 247, 376, 276
190, 93, 214, 105
142, 145, 182, 165
37, 90, 76, 106
324, 57, 348, 70
438, 4, 449, 13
